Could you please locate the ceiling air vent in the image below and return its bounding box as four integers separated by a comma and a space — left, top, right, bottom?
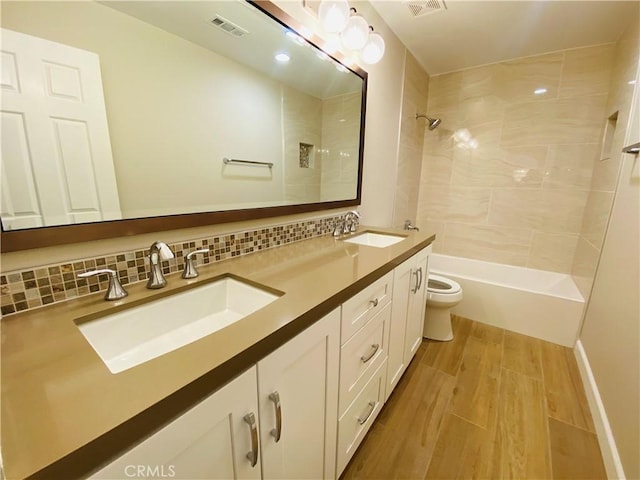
403, 0, 447, 17
209, 15, 249, 38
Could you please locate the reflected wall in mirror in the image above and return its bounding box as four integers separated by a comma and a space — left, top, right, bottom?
0, 0, 367, 250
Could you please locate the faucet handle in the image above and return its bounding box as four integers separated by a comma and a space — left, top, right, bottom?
182, 249, 209, 279
78, 269, 128, 301
333, 219, 344, 237
404, 220, 419, 231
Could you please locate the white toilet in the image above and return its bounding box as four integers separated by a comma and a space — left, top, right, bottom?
423, 274, 463, 341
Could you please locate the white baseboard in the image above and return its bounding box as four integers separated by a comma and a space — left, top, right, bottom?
573, 340, 626, 480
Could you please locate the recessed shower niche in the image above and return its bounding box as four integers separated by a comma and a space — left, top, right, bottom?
299, 142, 315, 168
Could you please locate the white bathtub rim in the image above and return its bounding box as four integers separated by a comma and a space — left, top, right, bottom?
430, 254, 584, 303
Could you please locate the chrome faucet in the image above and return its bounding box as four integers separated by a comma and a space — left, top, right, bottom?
404, 220, 419, 231
147, 241, 175, 289
182, 249, 209, 279
77, 269, 128, 301
344, 210, 360, 234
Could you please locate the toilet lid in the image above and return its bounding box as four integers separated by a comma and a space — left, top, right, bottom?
428, 274, 461, 294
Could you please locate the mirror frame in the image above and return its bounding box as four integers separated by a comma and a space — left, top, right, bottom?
0, 0, 367, 252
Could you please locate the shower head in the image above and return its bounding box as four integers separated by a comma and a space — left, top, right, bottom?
416, 114, 441, 130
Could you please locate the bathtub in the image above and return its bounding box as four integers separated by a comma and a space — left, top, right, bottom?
429, 254, 585, 347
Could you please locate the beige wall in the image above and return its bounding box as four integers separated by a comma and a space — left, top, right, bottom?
392, 52, 430, 229
578, 12, 639, 479
417, 45, 615, 272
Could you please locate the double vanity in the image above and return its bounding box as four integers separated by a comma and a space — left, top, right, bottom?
1, 228, 434, 479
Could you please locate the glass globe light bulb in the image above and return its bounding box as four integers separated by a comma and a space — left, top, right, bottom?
318, 0, 350, 34
361, 32, 385, 64
341, 14, 369, 51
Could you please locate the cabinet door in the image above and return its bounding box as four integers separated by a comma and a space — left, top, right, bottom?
92, 367, 261, 480
386, 258, 412, 400
404, 246, 430, 363
257, 308, 340, 480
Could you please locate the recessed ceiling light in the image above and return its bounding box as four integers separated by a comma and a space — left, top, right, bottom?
275, 53, 290, 63
534, 88, 548, 95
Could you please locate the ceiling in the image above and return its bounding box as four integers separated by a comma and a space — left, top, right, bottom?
369, 1, 639, 75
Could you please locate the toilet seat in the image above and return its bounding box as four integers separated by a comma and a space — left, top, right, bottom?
428, 274, 461, 294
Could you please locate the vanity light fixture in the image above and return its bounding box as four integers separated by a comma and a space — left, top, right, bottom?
317, 0, 385, 65
361, 27, 385, 65
275, 52, 290, 63
318, 0, 350, 33
341, 9, 369, 50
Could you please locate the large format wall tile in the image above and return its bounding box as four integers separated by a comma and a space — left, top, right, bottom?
501, 94, 608, 146
580, 190, 614, 250
441, 223, 531, 266
489, 189, 588, 233
528, 232, 579, 273
560, 44, 616, 98
420, 43, 615, 272
544, 144, 598, 190
420, 187, 490, 223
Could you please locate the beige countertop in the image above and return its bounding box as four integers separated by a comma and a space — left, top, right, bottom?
1, 228, 435, 479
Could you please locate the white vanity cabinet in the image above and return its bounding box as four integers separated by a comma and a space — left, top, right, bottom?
385, 245, 431, 400
92, 366, 261, 480
336, 273, 393, 476
92, 308, 340, 480
257, 307, 339, 480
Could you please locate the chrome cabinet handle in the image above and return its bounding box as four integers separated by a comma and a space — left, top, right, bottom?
369, 298, 379, 308
357, 401, 376, 425
269, 391, 282, 443
243, 413, 259, 467
412, 269, 420, 293
360, 344, 380, 363
418, 267, 423, 291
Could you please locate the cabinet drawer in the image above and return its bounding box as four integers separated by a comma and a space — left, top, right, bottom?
339, 302, 390, 415
341, 271, 393, 343
336, 359, 387, 476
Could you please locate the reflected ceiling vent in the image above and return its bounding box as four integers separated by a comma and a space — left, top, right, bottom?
403, 0, 447, 17
209, 15, 249, 37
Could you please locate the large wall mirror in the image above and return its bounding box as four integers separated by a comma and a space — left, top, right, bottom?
0, 0, 367, 251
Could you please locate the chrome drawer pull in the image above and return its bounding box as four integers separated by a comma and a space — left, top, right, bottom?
360, 344, 380, 363
243, 413, 259, 467
269, 391, 282, 443
357, 401, 376, 425
369, 298, 379, 308
412, 269, 420, 293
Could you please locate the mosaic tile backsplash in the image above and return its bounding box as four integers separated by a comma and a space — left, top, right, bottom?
1, 214, 352, 317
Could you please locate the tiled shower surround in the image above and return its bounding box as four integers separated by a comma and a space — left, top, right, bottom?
417, 44, 616, 273
0, 214, 349, 316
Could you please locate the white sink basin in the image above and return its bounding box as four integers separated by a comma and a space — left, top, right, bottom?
342, 231, 406, 248
77, 276, 282, 373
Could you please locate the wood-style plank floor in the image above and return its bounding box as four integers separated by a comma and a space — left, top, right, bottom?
341, 316, 607, 480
